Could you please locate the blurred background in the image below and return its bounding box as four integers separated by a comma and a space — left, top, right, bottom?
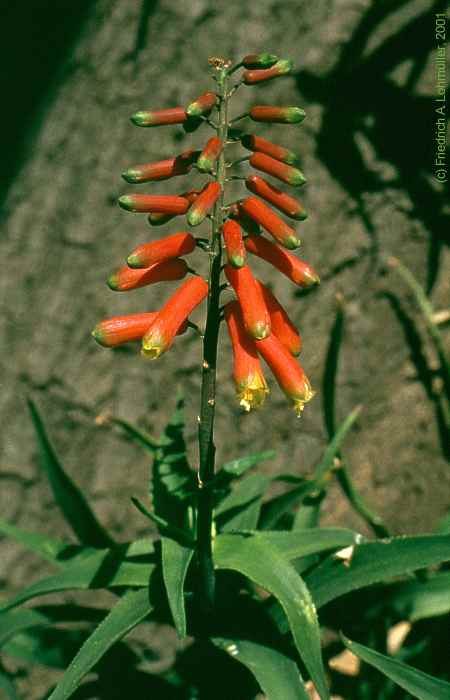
0, 0, 449, 694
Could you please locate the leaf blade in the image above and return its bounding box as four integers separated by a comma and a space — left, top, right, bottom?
342, 635, 450, 700
214, 533, 330, 700
213, 637, 310, 700
161, 537, 194, 638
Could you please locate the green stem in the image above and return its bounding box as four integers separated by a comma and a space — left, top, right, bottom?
196, 66, 229, 615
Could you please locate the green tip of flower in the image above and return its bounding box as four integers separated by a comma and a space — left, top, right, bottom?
230, 255, 245, 268
285, 151, 300, 165
260, 53, 279, 66
292, 209, 308, 221
127, 253, 143, 269
196, 157, 213, 173
287, 107, 306, 124
303, 271, 320, 287
118, 195, 135, 211
276, 59, 293, 74
91, 326, 107, 346
289, 169, 307, 186
187, 210, 204, 227
121, 169, 141, 184
186, 102, 201, 117
252, 323, 271, 340
131, 111, 152, 127
285, 236, 302, 250
107, 274, 119, 291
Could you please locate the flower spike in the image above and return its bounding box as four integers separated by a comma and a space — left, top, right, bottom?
245, 175, 307, 220
243, 59, 292, 85
131, 107, 187, 127
118, 194, 190, 214
223, 220, 246, 268
197, 137, 223, 173
249, 152, 306, 187
224, 264, 271, 340
224, 301, 269, 411
107, 259, 188, 291
186, 91, 217, 117
240, 196, 301, 249
127, 232, 196, 269
245, 234, 320, 287
250, 106, 306, 124
187, 182, 221, 226
256, 334, 315, 416
241, 134, 300, 165
92, 313, 188, 348
122, 150, 198, 184
256, 281, 302, 356
142, 276, 208, 359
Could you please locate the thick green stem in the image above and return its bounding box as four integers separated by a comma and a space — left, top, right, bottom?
196, 67, 229, 614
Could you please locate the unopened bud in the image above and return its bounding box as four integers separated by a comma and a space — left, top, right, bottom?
243, 59, 292, 85
250, 106, 306, 124
131, 107, 187, 127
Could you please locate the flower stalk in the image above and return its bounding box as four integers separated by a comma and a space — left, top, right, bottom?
196, 64, 229, 614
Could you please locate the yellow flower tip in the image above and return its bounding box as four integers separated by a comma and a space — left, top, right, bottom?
238, 376, 269, 412
293, 385, 315, 417
141, 334, 165, 360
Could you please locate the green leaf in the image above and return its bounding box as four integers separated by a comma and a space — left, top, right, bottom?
28, 399, 113, 548
215, 475, 270, 532
342, 635, 450, 700
221, 451, 276, 478
47, 587, 153, 700
240, 528, 363, 562
1, 548, 153, 611
0, 519, 80, 565
0, 670, 19, 700
259, 480, 312, 530
214, 533, 330, 700
213, 638, 310, 700
161, 537, 194, 638
3, 628, 88, 670
390, 572, 450, 621
131, 497, 194, 546
151, 395, 196, 530
306, 533, 450, 609
0, 608, 49, 647
313, 406, 362, 486
105, 415, 160, 452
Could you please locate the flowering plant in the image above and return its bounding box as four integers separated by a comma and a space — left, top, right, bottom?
1, 54, 450, 700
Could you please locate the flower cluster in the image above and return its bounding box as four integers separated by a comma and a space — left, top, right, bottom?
92, 52, 319, 416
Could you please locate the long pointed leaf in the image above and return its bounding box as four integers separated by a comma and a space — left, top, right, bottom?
48, 588, 153, 700
213, 637, 310, 700
214, 533, 330, 700
0, 519, 79, 565
240, 528, 363, 561
0, 671, 18, 700
1, 550, 153, 611
342, 635, 450, 700
28, 399, 113, 548
161, 537, 194, 638
390, 572, 450, 621
0, 609, 48, 647
221, 450, 276, 478
215, 475, 269, 532
306, 534, 450, 609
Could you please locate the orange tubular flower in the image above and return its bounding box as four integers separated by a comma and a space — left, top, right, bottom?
241, 134, 299, 165
187, 182, 221, 226
118, 194, 190, 215
250, 152, 306, 187
197, 137, 223, 173
240, 196, 301, 249
127, 232, 196, 269
186, 91, 217, 117
147, 189, 200, 226
249, 106, 306, 124
245, 234, 320, 287
245, 175, 307, 221
92, 313, 188, 348
107, 259, 188, 291
224, 264, 271, 340
224, 301, 269, 411
131, 107, 187, 127
256, 334, 314, 416
256, 281, 302, 356
223, 220, 246, 268
122, 150, 198, 184
243, 59, 292, 85
242, 53, 278, 68
142, 276, 208, 359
